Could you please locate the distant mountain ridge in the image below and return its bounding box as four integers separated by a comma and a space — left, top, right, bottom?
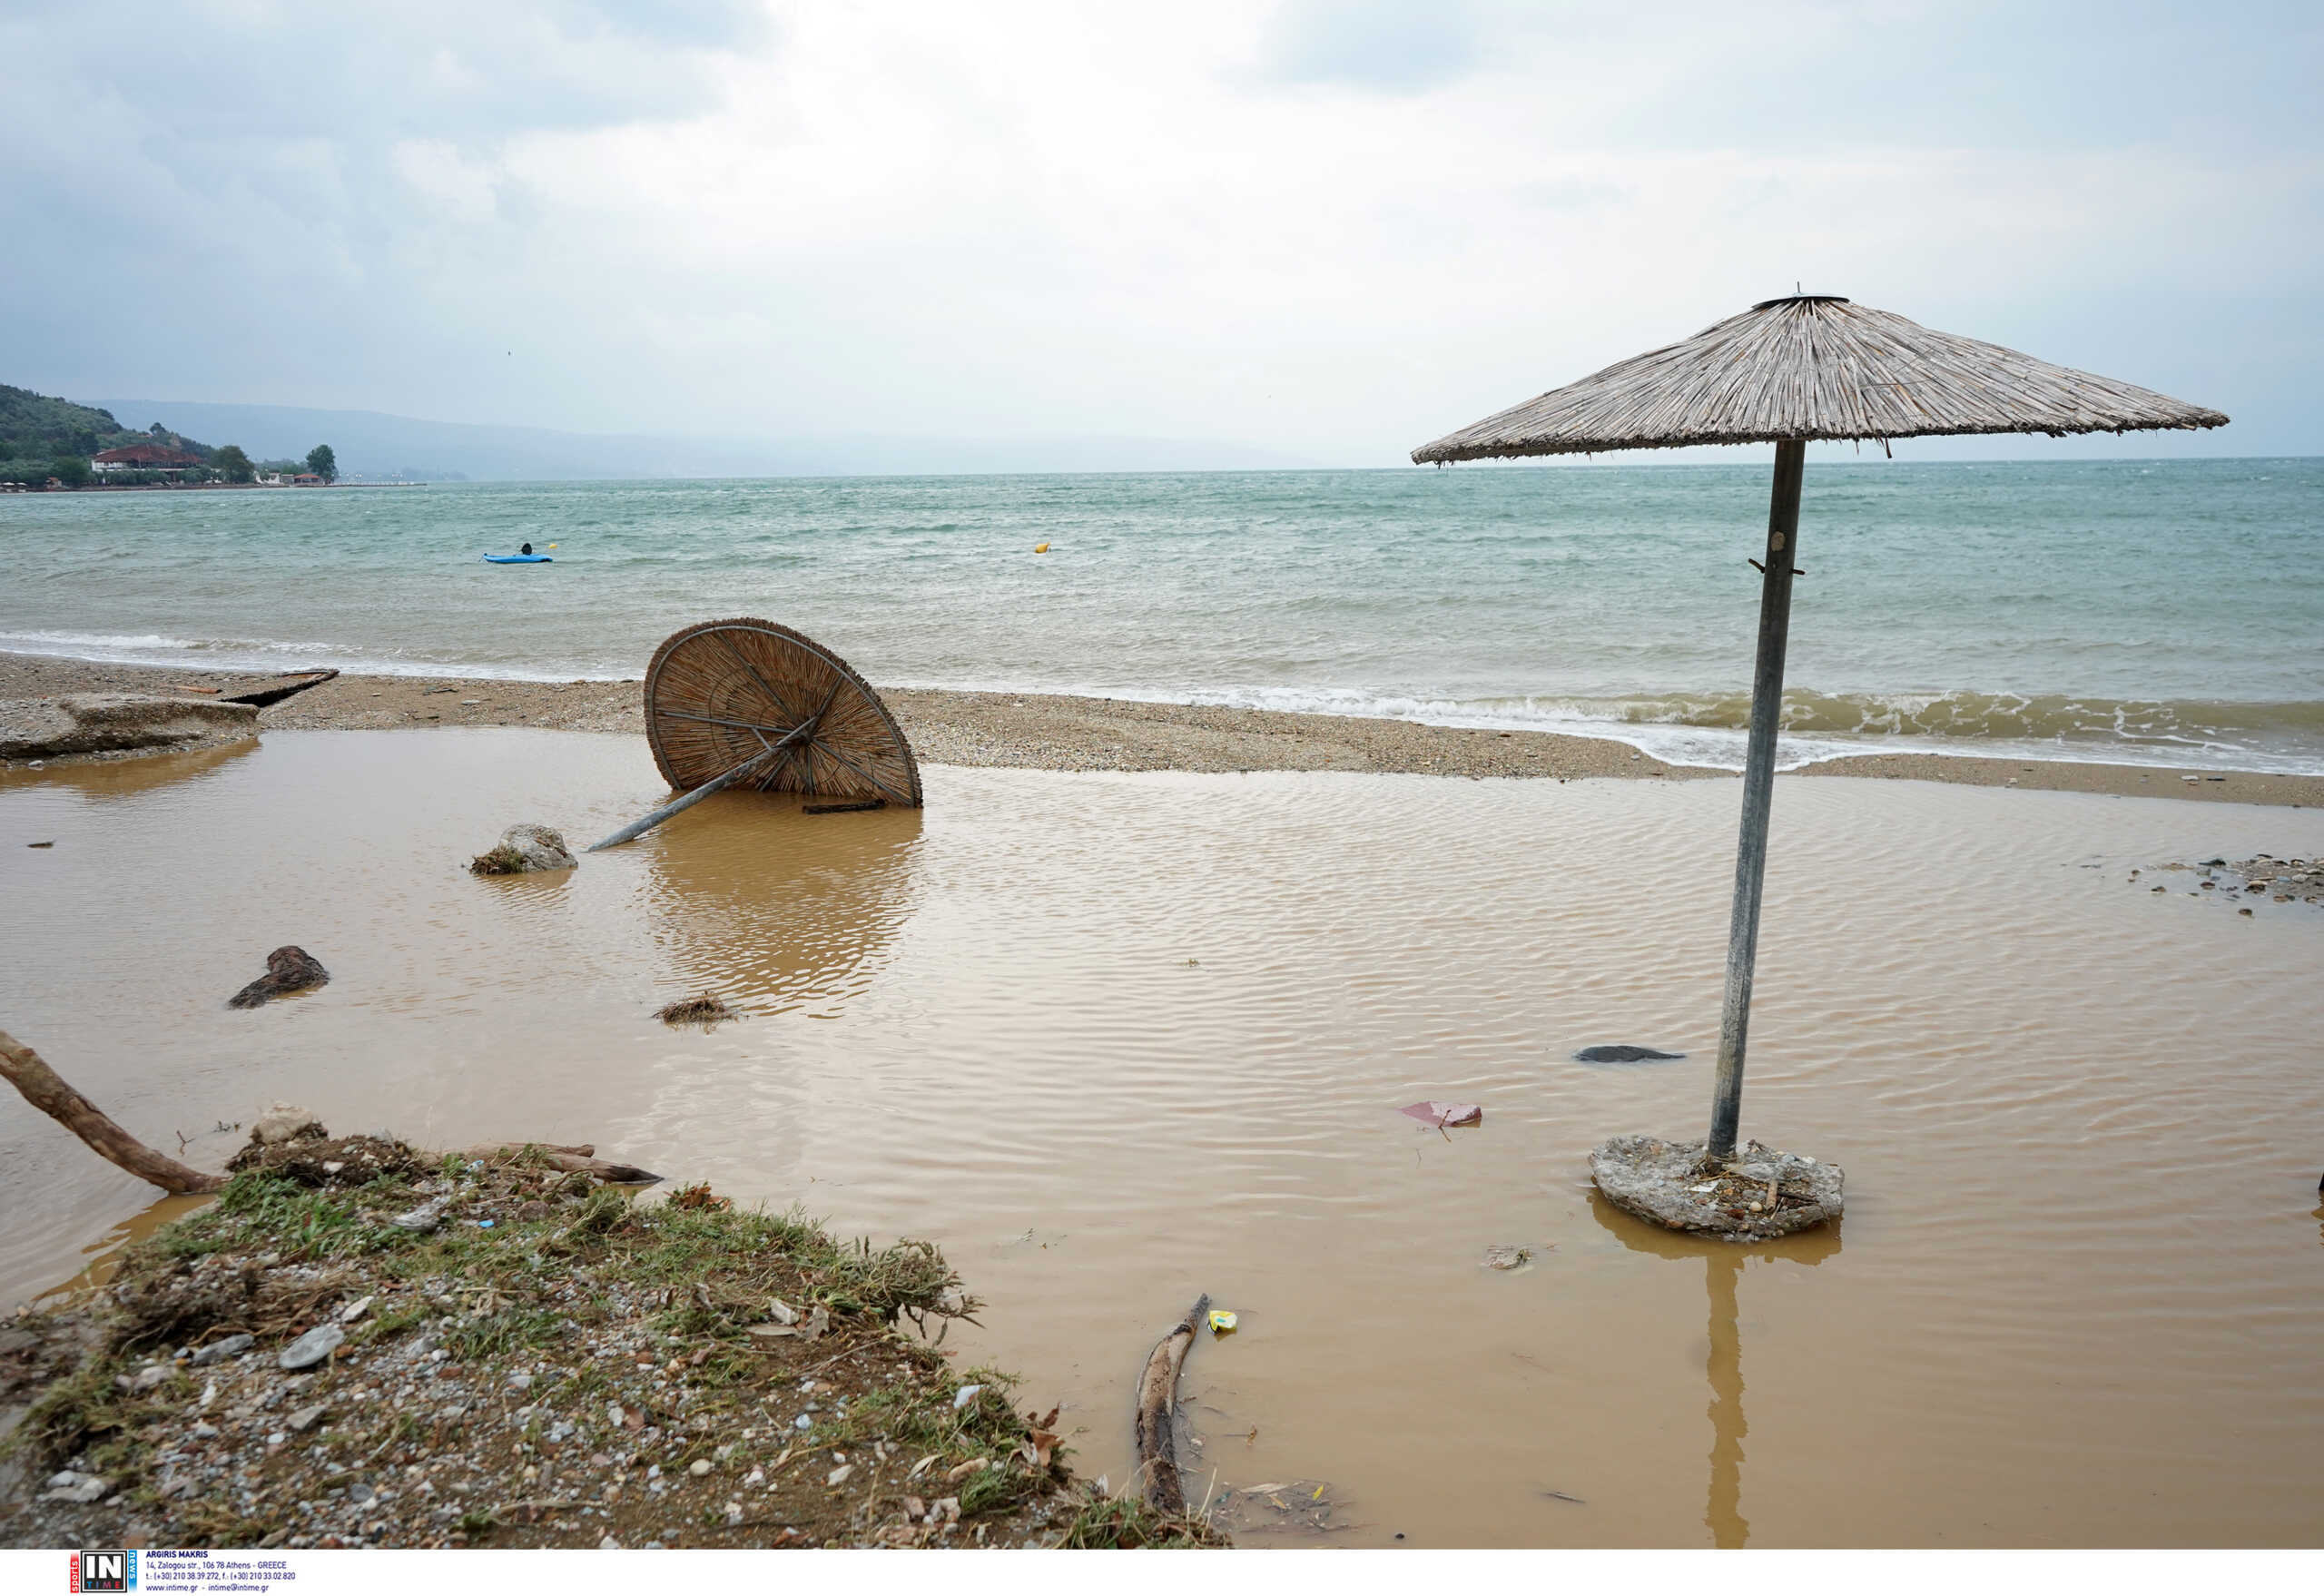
96, 399, 1318, 481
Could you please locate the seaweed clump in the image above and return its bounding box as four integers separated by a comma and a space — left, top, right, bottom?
468, 844, 528, 876
656, 993, 736, 1026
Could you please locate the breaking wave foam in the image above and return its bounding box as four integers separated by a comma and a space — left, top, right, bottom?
1028, 684, 2324, 775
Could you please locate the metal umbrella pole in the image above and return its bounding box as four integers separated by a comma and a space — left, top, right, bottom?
1708, 438, 1804, 1161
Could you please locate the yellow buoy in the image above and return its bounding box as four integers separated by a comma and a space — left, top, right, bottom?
1033, 543, 1049, 554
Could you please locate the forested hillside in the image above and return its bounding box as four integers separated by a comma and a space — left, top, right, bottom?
0, 384, 213, 462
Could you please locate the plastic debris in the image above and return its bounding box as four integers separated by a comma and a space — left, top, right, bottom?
1399, 1101, 1482, 1128
1207, 1310, 1238, 1335
953, 1384, 985, 1411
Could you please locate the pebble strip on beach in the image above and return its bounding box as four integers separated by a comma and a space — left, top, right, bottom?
5, 652, 2320, 806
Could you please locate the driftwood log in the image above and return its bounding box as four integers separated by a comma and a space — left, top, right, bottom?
460, 1141, 662, 1184
1, 1027, 662, 1196
1133, 1293, 1210, 1513
0, 1029, 226, 1194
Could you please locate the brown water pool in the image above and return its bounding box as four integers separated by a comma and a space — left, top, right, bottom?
5, 730, 2321, 1546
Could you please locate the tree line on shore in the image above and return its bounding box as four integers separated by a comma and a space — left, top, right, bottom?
1, 382, 335, 487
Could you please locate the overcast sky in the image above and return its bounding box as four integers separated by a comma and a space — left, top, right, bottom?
5, 0, 2317, 463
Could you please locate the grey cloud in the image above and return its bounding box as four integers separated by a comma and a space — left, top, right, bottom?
6, 1, 763, 147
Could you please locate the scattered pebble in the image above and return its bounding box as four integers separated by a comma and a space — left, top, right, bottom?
189, 1334, 253, 1367
278, 1323, 345, 1371
390, 1198, 447, 1235
42, 1473, 110, 1505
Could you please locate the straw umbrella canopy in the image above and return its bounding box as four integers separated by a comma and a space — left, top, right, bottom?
1413, 294, 2226, 1177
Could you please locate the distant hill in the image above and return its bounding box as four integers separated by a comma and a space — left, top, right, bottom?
0, 384, 211, 465
97, 399, 1317, 481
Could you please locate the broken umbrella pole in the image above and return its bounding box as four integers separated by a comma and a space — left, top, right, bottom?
585, 727, 804, 852
586, 617, 924, 852
1133, 1293, 1211, 1514
0, 1026, 661, 1195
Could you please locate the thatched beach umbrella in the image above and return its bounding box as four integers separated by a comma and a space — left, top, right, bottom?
1413, 295, 2226, 1221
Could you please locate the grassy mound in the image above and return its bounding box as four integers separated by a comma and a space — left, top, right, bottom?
0, 1148, 1128, 1549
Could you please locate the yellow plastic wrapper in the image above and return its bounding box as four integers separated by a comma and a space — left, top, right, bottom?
1208, 1310, 1238, 1335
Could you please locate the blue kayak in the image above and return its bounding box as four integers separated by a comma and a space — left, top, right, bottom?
482, 553, 552, 564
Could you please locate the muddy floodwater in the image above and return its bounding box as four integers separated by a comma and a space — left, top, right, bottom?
5, 730, 2323, 1548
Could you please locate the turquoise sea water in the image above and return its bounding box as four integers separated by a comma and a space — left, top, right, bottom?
4, 458, 2319, 771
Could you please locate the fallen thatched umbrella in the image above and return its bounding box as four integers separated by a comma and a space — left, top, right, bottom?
589, 617, 921, 851
1413, 295, 2226, 1224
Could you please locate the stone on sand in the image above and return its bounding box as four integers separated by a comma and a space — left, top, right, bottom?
278, 1323, 345, 1371
250, 1103, 327, 1146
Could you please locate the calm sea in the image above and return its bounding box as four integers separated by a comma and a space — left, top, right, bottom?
4, 458, 2319, 772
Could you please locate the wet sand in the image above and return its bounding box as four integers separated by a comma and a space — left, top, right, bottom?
6, 730, 2324, 1547
7, 650, 2319, 803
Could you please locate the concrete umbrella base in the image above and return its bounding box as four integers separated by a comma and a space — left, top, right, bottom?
1590, 1134, 1843, 1242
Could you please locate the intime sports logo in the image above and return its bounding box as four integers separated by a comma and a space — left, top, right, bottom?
69, 1549, 137, 1592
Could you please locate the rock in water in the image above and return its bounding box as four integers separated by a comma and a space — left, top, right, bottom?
1590, 1134, 1843, 1241
228, 946, 330, 1009
469, 823, 578, 875
1574, 1045, 1687, 1064
278, 1322, 345, 1371
0, 694, 257, 763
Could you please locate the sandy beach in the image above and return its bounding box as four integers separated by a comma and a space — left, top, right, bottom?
7, 650, 2319, 805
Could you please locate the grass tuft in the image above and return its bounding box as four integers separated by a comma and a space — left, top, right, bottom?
1053, 1490, 1230, 1549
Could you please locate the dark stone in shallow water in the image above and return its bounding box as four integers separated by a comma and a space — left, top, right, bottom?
228, 945, 330, 1010
1574, 1044, 1686, 1064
